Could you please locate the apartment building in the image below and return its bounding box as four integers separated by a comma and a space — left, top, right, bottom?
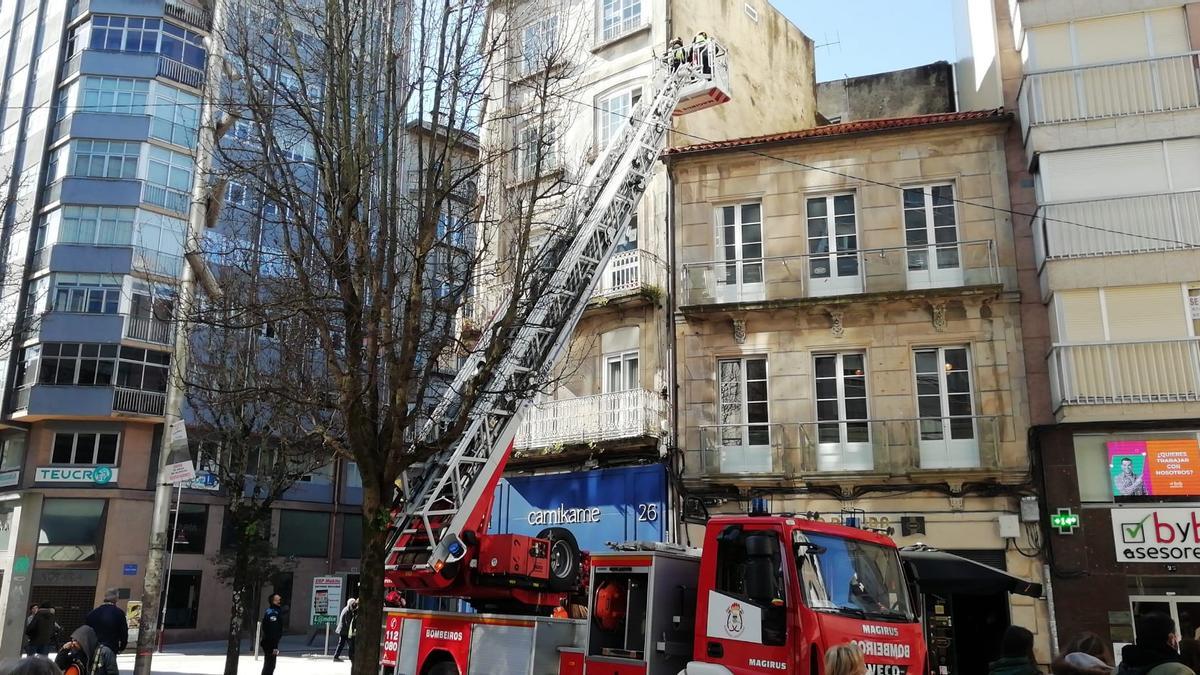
957, 0, 1200, 650
666, 110, 1050, 673
481, 0, 816, 550
0, 0, 377, 648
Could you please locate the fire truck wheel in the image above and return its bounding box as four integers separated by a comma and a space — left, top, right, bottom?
537, 526, 581, 591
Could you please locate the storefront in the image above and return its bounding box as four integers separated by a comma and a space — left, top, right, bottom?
1039, 425, 1200, 655
488, 464, 667, 552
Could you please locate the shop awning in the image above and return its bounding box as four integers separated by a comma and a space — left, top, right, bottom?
899, 548, 1043, 598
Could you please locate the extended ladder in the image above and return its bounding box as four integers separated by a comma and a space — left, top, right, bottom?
386, 42, 729, 574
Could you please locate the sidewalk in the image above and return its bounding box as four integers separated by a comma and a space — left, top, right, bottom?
116, 635, 356, 675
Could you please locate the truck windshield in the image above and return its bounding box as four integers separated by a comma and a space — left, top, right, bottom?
800, 533, 914, 621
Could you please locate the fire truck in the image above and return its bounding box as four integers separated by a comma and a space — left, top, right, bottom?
378, 38, 1042, 675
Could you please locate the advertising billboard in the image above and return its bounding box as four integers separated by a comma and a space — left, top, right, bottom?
488, 464, 666, 552
1108, 439, 1200, 498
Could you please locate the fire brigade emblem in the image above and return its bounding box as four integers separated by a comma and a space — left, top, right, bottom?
725, 602, 744, 636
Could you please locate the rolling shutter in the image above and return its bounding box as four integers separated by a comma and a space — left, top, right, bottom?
1040, 144, 1168, 202
1105, 284, 1188, 340
1056, 289, 1105, 342
1074, 14, 1149, 64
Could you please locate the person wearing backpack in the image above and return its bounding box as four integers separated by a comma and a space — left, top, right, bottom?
24, 605, 58, 657
53, 626, 118, 675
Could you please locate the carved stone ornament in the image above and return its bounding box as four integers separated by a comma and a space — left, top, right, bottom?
829, 310, 845, 338
732, 318, 747, 344
931, 302, 947, 332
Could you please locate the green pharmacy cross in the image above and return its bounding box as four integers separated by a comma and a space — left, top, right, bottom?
1050, 508, 1080, 535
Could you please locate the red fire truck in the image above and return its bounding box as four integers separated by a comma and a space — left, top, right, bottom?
377, 37, 1042, 675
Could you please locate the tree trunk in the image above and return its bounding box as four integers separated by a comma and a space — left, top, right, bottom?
223, 547, 252, 675
351, 480, 389, 675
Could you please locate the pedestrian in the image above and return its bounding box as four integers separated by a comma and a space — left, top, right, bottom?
1180, 640, 1200, 673
1052, 632, 1115, 674
24, 604, 57, 658
988, 625, 1043, 675
0, 657, 63, 675
260, 593, 284, 675
23, 605, 39, 657
825, 642, 867, 675
1118, 612, 1195, 675
84, 590, 127, 655
332, 598, 357, 662
53, 626, 118, 675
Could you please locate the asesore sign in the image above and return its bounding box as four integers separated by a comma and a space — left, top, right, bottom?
1112, 508, 1200, 562
1109, 440, 1200, 497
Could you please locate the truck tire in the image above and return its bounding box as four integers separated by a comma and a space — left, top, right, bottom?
537, 526, 582, 591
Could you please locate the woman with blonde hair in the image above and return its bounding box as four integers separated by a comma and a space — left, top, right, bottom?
825, 642, 868, 675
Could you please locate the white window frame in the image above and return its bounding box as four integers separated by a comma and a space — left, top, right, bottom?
521, 14, 560, 75
71, 139, 140, 179
57, 205, 136, 246
515, 122, 558, 181
913, 346, 980, 469
596, 86, 641, 148
716, 356, 770, 473
147, 145, 194, 191
902, 183, 963, 289
51, 273, 123, 314
805, 192, 862, 296
603, 350, 639, 393
813, 351, 872, 472
715, 202, 764, 303
77, 76, 150, 115
599, 0, 644, 43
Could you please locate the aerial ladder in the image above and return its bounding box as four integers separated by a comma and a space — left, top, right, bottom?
385, 40, 731, 611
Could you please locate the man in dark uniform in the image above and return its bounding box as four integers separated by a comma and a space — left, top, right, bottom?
260, 594, 284, 675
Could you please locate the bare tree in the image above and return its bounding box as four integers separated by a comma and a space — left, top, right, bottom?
195, 0, 588, 671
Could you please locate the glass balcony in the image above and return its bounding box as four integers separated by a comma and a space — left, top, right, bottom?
1018, 53, 1200, 136
693, 416, 1003, 480
515, 389, 666, 450
1048, 339, 1200, 407
680, 240, 998, 307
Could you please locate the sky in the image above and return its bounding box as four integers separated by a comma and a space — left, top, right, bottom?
774, 0, 958, 83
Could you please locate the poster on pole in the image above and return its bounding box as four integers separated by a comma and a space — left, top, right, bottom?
127, 600, 142, 643
164, 420, 196, 485
311, 577, 342, 626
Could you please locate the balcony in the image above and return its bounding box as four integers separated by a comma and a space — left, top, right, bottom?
124, 316, 174, 345
680, 240, 998, 308
514, 389, 666, 451
141, 181, 191, 216
1034, 191, 1200, 265
694, 416, 1004, 482
112, 387, 166, 416
164, 1, 214, 31
592, 249, 666, 301
1048, 339, 1200, 410
157, 56, 205, 89
406, 170, 477, 203
1017, 53, 1200, 138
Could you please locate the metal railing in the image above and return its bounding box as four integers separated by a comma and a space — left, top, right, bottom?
124, 316, 173, 345
594, 249, 666, 299
406, 170, 477, 202
680, 240, 999, 306
157, 56, 205, 89
164, 1, 214, 31
141, 181, 191, 216
132, 247, 184, 279
112, 387, 166, 416
515, 389, 666, 450
59, 53, 82, 81
693, 416, 1002, 478
1018, 52, 1200, 135
1034, 191, 1200, 263
1048, 338, 1200, 407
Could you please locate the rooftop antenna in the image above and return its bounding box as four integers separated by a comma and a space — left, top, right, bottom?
814, 30, 841, 52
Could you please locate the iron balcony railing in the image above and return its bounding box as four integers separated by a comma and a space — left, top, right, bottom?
164, 1, 214, 31
157, 55, 205, 89
693, 415, 1003, 479
113, 387, 166, 416
1017, 52, 1200, 136
1033, 191, 1200, 263
1048, 338, 1200, 407
593, 249, 666, 300
680, 240, 999, 306
515, 389, 666, 450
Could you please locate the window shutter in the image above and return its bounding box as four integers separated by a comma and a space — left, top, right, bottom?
1075, 14, 1149, 64
1028, 24, 1072, 70
1056, 289, 1105, 342
1149, 8, 1190, 56
1105, 284, 1188, 340
1040, 144, 1168, 202
1167, 138, 1200, 191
